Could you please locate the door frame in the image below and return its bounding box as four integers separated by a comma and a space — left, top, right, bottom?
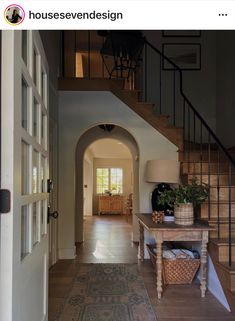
49, 118, 59, 267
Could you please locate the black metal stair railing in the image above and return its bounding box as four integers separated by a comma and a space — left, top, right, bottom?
141, 39, 235, 266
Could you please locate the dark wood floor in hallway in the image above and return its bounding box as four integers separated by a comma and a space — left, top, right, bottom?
49, 215, 235, 321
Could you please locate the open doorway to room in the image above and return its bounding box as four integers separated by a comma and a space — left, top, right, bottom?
75, 125, 139, 263
75, 124, 140, 248
83, 138, 133, 220
79, 137, 135, 262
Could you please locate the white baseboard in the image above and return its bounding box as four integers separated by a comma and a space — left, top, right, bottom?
41, 313, 48, 321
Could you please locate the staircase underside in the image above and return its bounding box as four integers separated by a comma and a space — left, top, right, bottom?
58, 78, 184, 150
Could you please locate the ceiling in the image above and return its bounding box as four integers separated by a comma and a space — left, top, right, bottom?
88, 138, 132, 159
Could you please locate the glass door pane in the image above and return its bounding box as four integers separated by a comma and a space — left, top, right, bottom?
21, 141, 29, 195
22, 31, 27, 66
21, 205, 30, 260
22, 78, 29, 131
33, 99, 39, 141
33, 150, 39, 193
32, 202, 40, 246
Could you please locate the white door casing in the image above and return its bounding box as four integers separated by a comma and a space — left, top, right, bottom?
0, 31, 49, 321
49, 119, 58, 267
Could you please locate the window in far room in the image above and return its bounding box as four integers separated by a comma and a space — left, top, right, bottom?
96, 167, 123, 194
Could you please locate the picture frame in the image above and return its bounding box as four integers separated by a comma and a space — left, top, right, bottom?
162, 30, 201, 37
162, 43, 201, 70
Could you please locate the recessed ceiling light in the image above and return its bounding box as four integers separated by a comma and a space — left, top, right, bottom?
117, 142, 123, 145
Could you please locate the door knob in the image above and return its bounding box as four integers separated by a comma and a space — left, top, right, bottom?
50, 211, 59, 219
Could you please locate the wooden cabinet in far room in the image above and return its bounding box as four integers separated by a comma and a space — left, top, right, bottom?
98, 195, 124, 215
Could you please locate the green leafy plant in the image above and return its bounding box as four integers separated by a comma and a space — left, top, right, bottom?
158, 178, 209, 208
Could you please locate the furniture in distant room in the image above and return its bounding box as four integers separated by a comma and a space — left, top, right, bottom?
125, 193, 133, 221
98, 195, 124, 215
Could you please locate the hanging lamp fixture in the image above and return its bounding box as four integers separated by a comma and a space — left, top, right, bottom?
98, 30, 144, 79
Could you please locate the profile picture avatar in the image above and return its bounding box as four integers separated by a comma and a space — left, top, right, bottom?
4, 4, 25, 25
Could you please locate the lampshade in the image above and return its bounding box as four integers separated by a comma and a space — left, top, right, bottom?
145, 159, 180, 183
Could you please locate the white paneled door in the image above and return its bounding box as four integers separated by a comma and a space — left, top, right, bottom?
0, 31, 49, 321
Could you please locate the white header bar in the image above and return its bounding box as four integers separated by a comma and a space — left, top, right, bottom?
1, 1, 235, 29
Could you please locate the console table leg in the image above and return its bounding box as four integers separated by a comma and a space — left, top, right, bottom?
139, 221, 144, 261
156, 235, 163, 299
200, 231, 208, 298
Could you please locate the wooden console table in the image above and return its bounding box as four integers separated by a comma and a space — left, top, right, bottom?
136, 213, 214, 299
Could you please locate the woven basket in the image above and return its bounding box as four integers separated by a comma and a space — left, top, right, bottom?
146, 244, 200, 285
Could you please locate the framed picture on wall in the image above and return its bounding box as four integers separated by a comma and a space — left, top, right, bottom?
162, 31, 201, 37
162, 43, 201, 70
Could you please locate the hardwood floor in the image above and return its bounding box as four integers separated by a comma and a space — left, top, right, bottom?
49, 215, 235, 321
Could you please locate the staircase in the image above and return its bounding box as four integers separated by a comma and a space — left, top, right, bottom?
60, 32, 235, 311
58, 77, 184, 150
180, 148, 235, 312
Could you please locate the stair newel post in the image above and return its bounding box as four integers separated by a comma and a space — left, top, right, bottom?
228, 162, 232, 266
208, 133, 211, 220
159, 56, 162, 114
173, 68, 176, 126
217, 149, 221, 240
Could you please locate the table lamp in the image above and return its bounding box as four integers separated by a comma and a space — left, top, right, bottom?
145, 159, 180, 221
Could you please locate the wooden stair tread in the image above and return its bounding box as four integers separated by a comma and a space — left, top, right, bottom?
204, 201, 235, 204
58, 77, 124, 91
218, 262, 235, 273
182, 161, 230, 163
184, 173, 235, 175
186, 173, 235, 176
135, 102, 154, 107
209, 217, 235, 222
166, 124, 183, 130
210, 238, 235, 245
210, 185, 235, 188
121, 89, 141, 93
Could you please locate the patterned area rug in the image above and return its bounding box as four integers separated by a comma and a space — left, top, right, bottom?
54, 263, 157, 321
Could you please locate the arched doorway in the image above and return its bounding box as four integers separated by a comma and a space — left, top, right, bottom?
75, 125, 139, 243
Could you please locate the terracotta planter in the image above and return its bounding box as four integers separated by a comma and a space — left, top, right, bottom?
174, 203, 194, 225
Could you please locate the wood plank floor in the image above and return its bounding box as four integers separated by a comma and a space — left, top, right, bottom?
49, 215, 235, 321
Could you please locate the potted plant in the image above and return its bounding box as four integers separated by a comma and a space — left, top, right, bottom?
157, 178, 209, 225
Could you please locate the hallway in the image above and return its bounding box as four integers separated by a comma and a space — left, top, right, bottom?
76, 216, 138, 263
49, 216, 235, 321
